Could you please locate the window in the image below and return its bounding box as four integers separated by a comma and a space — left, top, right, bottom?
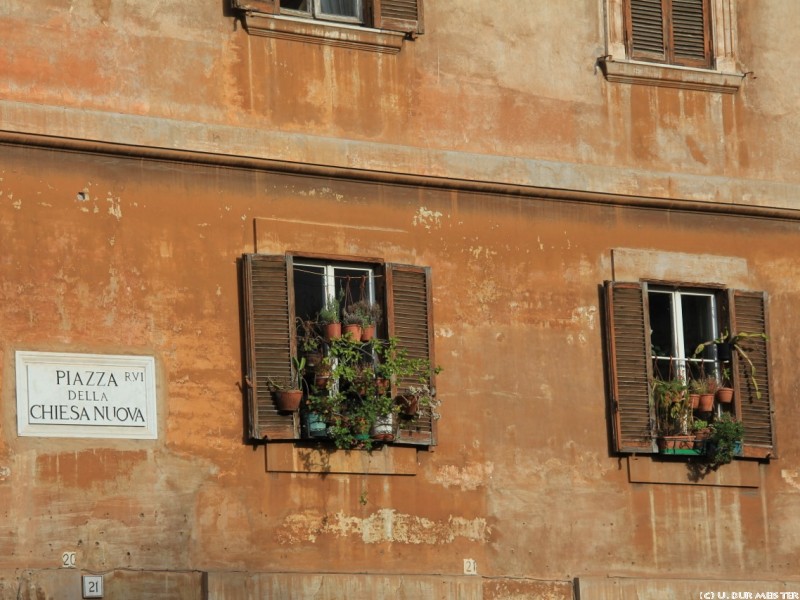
242, 253, 436, 446
625, 0, 712, 68
604, 281, 775, 458
231, 0, 424, 53
648, 287, 719, 381
600, 0, 744, 93
280, 0, 363, 25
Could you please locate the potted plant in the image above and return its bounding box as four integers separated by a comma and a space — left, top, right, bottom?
690, 375, 717, 412
318, 296, 342, 341
707, 413, 744, 468
344, 300, 382, 341
716, 366, 734, 404
692, 418, 711, 452
692, 329, 768, 400
341, 309, 363, 340
653, 377, 692, 453
296, 317, 322, 368
270, 356, 306, 412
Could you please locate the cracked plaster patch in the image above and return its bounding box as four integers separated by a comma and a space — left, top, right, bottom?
276, 508, 488, 545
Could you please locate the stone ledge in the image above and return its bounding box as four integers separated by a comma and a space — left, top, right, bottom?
599, 58, 745, 94
243, 13, 405, 54
627, 455, 761, 488
265, 442, 417, 475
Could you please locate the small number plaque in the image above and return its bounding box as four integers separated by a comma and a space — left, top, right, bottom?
82, 575, 103, 598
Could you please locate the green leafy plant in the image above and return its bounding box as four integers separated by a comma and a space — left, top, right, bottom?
652, 377, 689, 436
318, 295, 341, 326
693, 329, 768, 400
344, 300, 382, 328
707, 413, 744, 468
303, 335, 441, 449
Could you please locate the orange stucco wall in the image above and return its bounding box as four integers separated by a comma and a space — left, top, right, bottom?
1, 0, 800, 598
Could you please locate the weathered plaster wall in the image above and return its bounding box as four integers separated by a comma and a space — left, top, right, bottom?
1, 145, 800, 597
0, 1, 799, 207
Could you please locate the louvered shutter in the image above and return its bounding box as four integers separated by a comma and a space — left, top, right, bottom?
626, 0, 712, 68
671, 0, 712, 67
387, 264, 436, 446
231, 0, 278, 13
627, 0, 667, 62
372, 0, 424, 34
729, 290, 775, 458
243, 254, 299, 441
604, 281, 655, 453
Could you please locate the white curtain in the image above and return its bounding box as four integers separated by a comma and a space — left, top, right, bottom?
319, 0, 358, 17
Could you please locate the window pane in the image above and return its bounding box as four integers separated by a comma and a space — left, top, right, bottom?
281, 0, 310, 10
294, 265, 325, 322
681, 294, 715, 359
334, 267, 372, 308
318, 0, 360, 18
648, 291, 674, 358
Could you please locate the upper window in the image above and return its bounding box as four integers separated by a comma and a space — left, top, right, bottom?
604, 281, 774, 459
601, 0, 744, 93
231, 0, 424, 53
280, 0, 363, 25
625, 0, 712, 68
241, 253, 437, 448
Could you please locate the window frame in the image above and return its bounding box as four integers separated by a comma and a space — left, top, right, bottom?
624, 0, 713, 69
242, 253, 437, 447
231, 0, 424, 53
280, 0, 364, 26
604, 280, 775, 459
601, 0, 744, 93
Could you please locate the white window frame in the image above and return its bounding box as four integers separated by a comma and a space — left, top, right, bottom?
281, 0, 363, 25
294, 260, 376, 310
649, 288, 719, 383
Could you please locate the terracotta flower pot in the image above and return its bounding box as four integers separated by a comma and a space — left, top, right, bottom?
323, 323, 341, 341
275, 389, 302, 412
343, 324, 362, 340
698, 393, 715, 412
689, 393, 700, 410
361, 324, 376, 342
716, 387, 734, 403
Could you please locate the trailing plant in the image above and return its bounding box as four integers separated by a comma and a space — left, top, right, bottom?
707, 413, 744, 468
692, 329, 768, 400
296, 317, 321, 355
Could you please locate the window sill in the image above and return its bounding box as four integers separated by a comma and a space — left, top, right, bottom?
627, 456, 760, 488
265, 443, 418, 475
242, 13, 406, 54
599, 58, 745, 94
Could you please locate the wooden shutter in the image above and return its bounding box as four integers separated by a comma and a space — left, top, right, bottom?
372, 0, 424, 34
671, 0, 712, 67
604, 281, 655, 453
242, 254, 299, 441
387, 264, 435, 446
231, 0, 278, 13
627, 0, 667, 62
729, 290, 775, 458
626, 0, 712, 67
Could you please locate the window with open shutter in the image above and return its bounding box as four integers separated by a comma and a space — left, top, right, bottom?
729, 290, 775, 458
243, 254, 299, 441
604, 280, 775, 459
625, 0, 713, 68
605, 281, 655, 453
242, 254, 437, 447
231, 0, 423, 35
387, 264, 436, 446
